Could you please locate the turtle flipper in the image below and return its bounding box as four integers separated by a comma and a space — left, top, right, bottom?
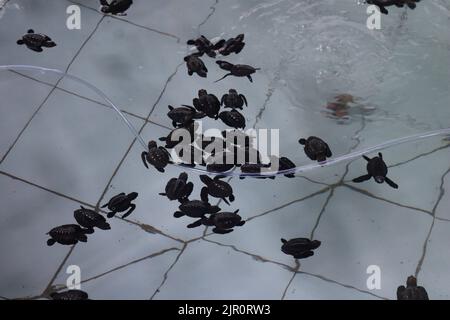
17, 39, 24, 45
363, 155, 371, 162
240, 94, 248, 106
121, 204, 136, 219
397, 285, 406, 300
384, 177, 399, 189
406, 2, 416, 9
212, 39, 226, 50
213, 227, 233, 234
107, 211, 116, 218
247, 75, 253, 82
222, 197, 230, 206
27, 29, 34, 33
174, 211, 185, 218
187, 219, 203, 228
352, 174, 372, 183
200, 187, 209, 203
100, 202, 108, 208
98, 221, 111, 230
29, 46, 43, 52
214, 73, 232, 83
184, 182, 194, 199
237, 220, 245, 226
47, 238, 56, 246
379, 6, 388, 14
229, 194, 235, 202
141, 152, 149, 168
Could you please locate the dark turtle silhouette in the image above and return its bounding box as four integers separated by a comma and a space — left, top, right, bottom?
240, 163, 275, 179
100, 0, 133, 15
16, 29, 56, 52
189, 210, 245, 234
221, 89, 248, 110
141, 141, 171, 172
281, 238, 321, 259
47, 224, 89, 246
193, 90, 221, 119
167, 105, 204, 128
159, 172, 193, 202
352, 153, 398, 189
206, 162, 235, 173
50, 289, 89, 300
215, 61, 260, 83
176, 145, 207, 168
273, 156, 296, 178
174, 200, 221, 226
397, 275, 429, 300
217, 34, 245, 56
74, 206, 111, 233
186, 35, 224, 58
299, 136, 332, 163
101, 192, 138, 218
184, 53, 208, 78
200, 175, 235, 205
159, 121, 197, 149
218, 110, 246, 129
366, 0, 420, 15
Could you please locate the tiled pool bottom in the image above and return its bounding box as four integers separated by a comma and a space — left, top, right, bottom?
1, 0, 450, 299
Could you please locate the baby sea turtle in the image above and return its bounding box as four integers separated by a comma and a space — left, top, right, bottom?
352, 153, 398, 189
159, 121, 197, 149
100, 0, 133, 15
215, 61, 260, 83
159, 172, 193, 202
16, 29, 56, 52
200, 175, 235, 205
218, 110, 246, 129
50, 289, 89, 300
193, 89, 221, 119
189, 210, 245, 234
186, 35, 223, 58
167, 105, 205, 128
74, 206, 111, 233
101, 192, 138, 218
299, 136, 332, 163
141, 140, 171, 173
281, 238, 321, 259
366, 0, 420, 15
184, 53, 208, 78
240, 163, 275, 179
221, 89, 248, 110
206, 162, 235, 173
274, 156, 296, 178
397, 275, 429, 300
217, 34, 245, 56
47, 224, 89, 246
174, 200, 221, 222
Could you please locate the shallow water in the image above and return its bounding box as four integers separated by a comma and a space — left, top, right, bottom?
0, 0, 449, 299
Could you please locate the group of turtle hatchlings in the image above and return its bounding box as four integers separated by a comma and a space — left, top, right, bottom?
15, 0, 424, 299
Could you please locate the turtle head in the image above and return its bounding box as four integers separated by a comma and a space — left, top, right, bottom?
100, 6, 110, 13
281, 238, 287, 244
406, 275, 417, 287
179, 172, 188, 181
200, 174, 212, 185
229, 89, 237, 94
127, 192, 138, 201
235, 34, 245, 42
148, 140, 157, 149
310, 240, 321, 249
198, 89, 207, 97
216, 60, 234, 71
374, 175, 385, 184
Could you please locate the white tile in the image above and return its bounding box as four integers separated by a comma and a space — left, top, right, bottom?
285, 273, 381, 300
154, 239, 292, 299
0, 72, 52, 159
0, 0, 102, 83
52, 218, 181, 285
58, 16, 184, 117
206, 190, 331, 267
418, 220, 450, 300
0, 174, 77, 298
73, 249, 180, 300
300, 187, 432, 299
1, 89, 144, 204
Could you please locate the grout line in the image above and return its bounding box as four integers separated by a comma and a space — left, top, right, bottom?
310, 189, 334, 239
0, 0, 10, 9
0, 16, 105, 165
389, 144, 450, 169
119, 217, 185, 244
150, 243, 187, 299
8, 70, 172, 131
197, 0, 219, 35
68, 0, 181, 42
281, 272, 297, 300
415, 166, 450, 278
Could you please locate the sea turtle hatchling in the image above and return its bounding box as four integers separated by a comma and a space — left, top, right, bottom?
193, 90, 221, 119
174, 200, 221, 227
50, 289, 89, 300
74, 206, 111, 233
186, 35, 224, 58
281, 238, 321, 259
221, 89, 248, 110
299, 136, 332, 163
218, 110, 246, 129
352, 153, 398, 189
100, 0, 133, 15
273, 156, 297, 178
215, 61, 260, 83
159, 121, 197, 149
46, 224, 89, 246
397, 275, 429, 300
200, 175, 235, 205
159, 172, 193, 202
141, 141, 171, 173
184, 53, 208, 78
366, 0, 420, 15
217, 34, 245, 56
101, 192, 138, 218
188, 210, 245, 234
16, 29, 56, 52
239, 163, 275, 179
167, 105, 205, 128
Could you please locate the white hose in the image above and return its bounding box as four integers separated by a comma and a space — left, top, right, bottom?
2, 64, 449, 178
